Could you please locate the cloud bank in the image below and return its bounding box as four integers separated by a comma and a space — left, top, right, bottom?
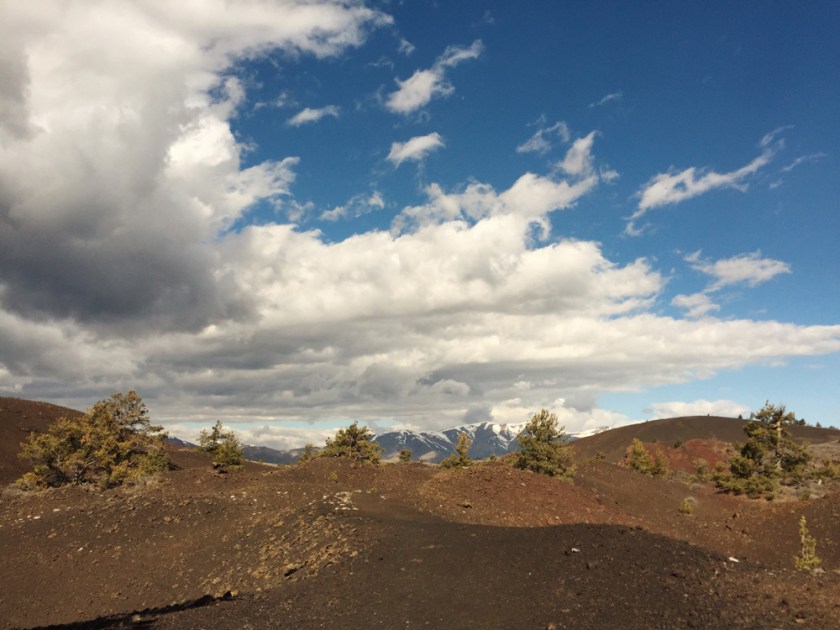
0, 3, 838, 441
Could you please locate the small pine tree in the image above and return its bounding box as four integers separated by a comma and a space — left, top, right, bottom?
692, 458, 710, 483
198, 420, 244, 469
298, 443, 316, 463
321, 421, 382, 464
624, 439, 668, 477
715, 402, 812, 497
794, 515, 822, 571
440, 432, 472, 469
514, 409, 576, 479
16, 391, 168, 490
625, 438, 654, 474
651, 450, 669, 477
398, 448, 413, 463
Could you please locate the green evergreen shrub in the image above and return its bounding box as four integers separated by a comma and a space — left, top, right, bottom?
16, 391, 168, 490
714, 402, 812, 498
624, 439, 668, 477
514, 409, 575, 479
692, 458, 710, 483
299, 443, 316, 463
440, 432, 473, 469
794, 515, 822, 571
198, 420, 244, 469
321, 421, 382, 464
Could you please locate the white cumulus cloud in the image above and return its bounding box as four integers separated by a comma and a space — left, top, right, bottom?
0, 0, 389, 331
393, 171, 598, 236
671, 293, 720, 319
687, 251, 792, 291
589, 91, 622, 108
649, 399, 750, 420
398, 38, 415, 55
386, 40, 483, 114
628, 133, 782, 234
387, 132, 445, 166
516, 121, 570, 154
556, 132, 597, 177
320, 191, 386, 222
287, 105, 340, 126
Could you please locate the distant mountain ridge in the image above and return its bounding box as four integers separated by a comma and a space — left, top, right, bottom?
192, 420, 612, 465
372, 421, 611, 463
373, 422, 526, 462
163, 435, 309, 466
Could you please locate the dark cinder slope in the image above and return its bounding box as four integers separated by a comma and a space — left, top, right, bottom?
0, 397, 82, 485
574, 415, 840, 463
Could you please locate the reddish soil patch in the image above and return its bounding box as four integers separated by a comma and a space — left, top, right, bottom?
656, 438, 733, 473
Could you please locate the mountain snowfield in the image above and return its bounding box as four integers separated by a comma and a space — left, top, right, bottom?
211, 421, 613, 465
373, 421, 611, 462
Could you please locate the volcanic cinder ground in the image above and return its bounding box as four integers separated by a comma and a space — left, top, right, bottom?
2, 397, 840, 629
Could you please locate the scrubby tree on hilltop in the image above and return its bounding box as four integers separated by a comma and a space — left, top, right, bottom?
515, 409, 576, 479
625, 438, 668, 477
440, 432, 473, 469
320, 421, 382, 464
298, 443, 317, 463
199, 420, 244, 469
17, 391, 168, 490
714, 402, 811, 498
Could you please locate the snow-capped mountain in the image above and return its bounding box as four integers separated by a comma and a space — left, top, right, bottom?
168, 422, 613, 465
374, 422, 614, 462
374, 421, 529, 462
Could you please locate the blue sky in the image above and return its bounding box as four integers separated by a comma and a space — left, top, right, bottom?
0, 1, 838, 448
